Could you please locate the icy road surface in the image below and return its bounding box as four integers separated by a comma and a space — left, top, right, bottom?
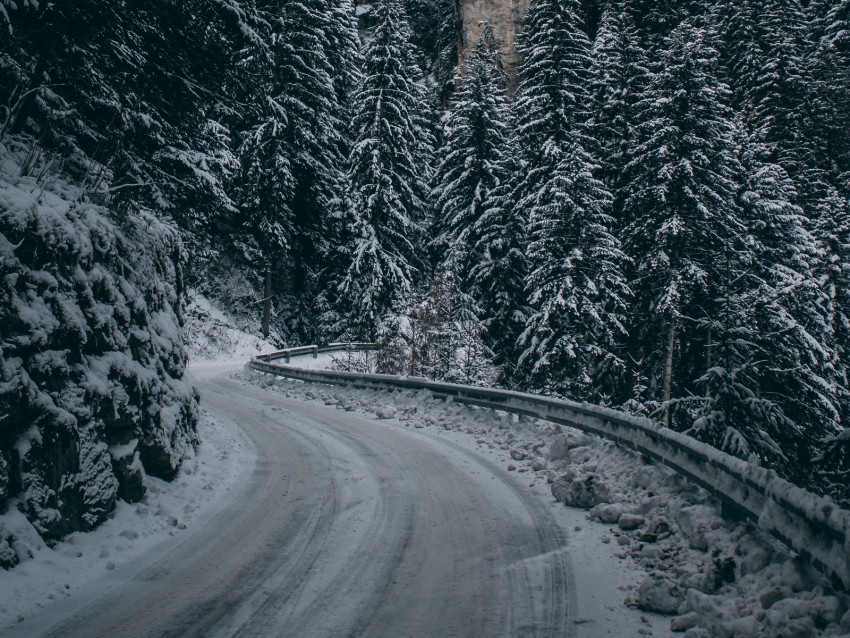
15, 363, 576, 638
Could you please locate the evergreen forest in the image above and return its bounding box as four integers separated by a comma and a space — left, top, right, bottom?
2, 0, 849, 507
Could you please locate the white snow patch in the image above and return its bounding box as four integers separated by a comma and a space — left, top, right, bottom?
183, 291, 278, 363
238, 361, 850, 638
0, 408, 253, 630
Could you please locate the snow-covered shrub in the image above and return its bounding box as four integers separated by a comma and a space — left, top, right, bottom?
0, 171, 198, 541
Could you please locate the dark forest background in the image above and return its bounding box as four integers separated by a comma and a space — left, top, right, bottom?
2, 0, 848, 504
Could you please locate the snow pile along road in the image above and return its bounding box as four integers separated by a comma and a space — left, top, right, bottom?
183, 292, 278, 363
0, 405, 253, 631
242, 366, 850, 638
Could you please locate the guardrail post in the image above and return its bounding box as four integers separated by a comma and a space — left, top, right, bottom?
312, 345, 318, 359
284, 351, 290, 364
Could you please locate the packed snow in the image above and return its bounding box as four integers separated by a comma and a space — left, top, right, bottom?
183, 292, 279, 363
0, 406, 253, 630
240, 358, 850, 638
3, 319, 849, 636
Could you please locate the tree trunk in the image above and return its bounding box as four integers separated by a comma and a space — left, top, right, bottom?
262, 266, 272, 338
663, 320, 676, 428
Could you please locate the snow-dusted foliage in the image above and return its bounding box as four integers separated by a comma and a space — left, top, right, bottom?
510, 0, 629, 401
329, 0, 434, 339
0, 156, 198, 542
431, 23, 509, 288
622, 21, 744, 421
234, 0, 359, 341
374, 271, 497, 385
469, 138, 528, 388
518, 140, 630, 403
588, 1, 646, 230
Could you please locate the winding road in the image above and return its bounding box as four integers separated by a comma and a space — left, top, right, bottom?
18, 363, 576, 637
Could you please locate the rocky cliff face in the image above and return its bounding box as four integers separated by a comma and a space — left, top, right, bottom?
458, 0, 530, 87
0, 143, 199, 561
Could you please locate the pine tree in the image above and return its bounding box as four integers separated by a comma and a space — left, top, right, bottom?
806, 0, 850, 185
431, 23, 509, 294
684, 128, 846, 485
236, 0, 354, 339
748, 0, 812, 179
510, 0, 629, 401
589, 0, 647, 230
332, 0, 434, 339
513, 0, 592, 158
623, 20, 744, 425
518, 142, 630, 402
406, 0, 459, 105
470, 136, 529, 387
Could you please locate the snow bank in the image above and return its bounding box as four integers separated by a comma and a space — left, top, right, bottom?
182, 292, 278, 363
0, 157, 198, 548
0, 408, 250, 629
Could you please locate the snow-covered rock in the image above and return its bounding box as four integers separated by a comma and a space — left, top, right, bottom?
551, 472, 611, 509
670, 611, 699, 632
547, 432, 590, 460
637, 576, 683, 614
0, 164, 198, 544
375, 406, 397, 419
618, 513, 646, 530
589, 503, 625, 524
760, 585, 793, 609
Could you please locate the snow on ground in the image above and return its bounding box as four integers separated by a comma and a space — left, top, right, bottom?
183, 291, 279, 363
0, 407, 253, 630
239, 362, 850, 638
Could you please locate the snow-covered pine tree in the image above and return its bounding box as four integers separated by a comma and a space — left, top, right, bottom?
687, 132, 830, 481
512, 0, 592, 157
622, 20, 744, 426
331, 0, 434, 340
713, 0, 765, 113
747, 0, 812, 180
431, 23, 509, 296
470, 135, 529, 388
236, 0, 353, 339
589, 0, 647, 231
511, 0, 630, 402
518, 142, 630, 402
806, 0, 850, 187
811, 189, 850, 493
406, 0, 459, 105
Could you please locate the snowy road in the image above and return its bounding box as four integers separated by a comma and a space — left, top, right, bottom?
19, 364, 576, 638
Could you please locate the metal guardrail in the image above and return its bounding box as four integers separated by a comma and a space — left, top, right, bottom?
249, 346, 850, 590
256, 342, 381, 364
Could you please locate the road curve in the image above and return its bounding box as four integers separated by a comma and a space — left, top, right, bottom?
21, 364, 576, 638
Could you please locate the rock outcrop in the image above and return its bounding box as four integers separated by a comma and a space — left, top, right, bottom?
0, 162, 199, 546
458, 0, 531, 88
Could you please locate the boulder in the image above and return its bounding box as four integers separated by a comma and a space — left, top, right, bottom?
638, 577, 683, 615
631, 465, 661, 490
589, 503, 624, 524
670, 612, 699, 632
375, 406, 397, 419
109, 441, 146, 503
547, 432, 591, 460
618, 513, 646, 531
551, 473, 611, 509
